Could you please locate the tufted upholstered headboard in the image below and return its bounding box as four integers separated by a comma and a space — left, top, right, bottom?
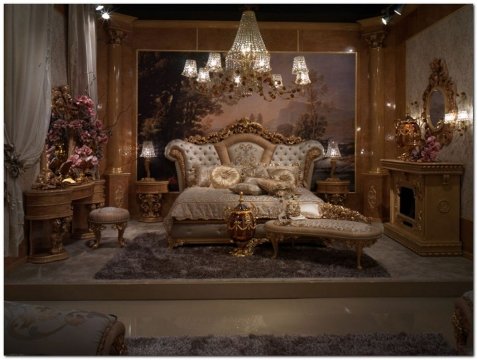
164, 118, 325, 191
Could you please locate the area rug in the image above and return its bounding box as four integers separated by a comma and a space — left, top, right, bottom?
94, 233, 390, 279
125, 333, 456, 356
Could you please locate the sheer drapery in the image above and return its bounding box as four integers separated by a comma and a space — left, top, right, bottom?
68, 4, 97, 103
4, 5, 53, 256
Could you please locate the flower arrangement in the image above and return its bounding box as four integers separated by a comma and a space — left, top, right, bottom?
46, 85, 110, 182
67, 145, 99, 177
410, 134, 441, 162
420, 135, 441, 162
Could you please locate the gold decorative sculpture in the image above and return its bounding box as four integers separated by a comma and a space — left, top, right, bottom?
395, 115, 423, 161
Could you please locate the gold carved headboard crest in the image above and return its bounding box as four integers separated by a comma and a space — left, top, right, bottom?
185, 118, 304, 145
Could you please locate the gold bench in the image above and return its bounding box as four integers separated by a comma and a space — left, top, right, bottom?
264, 219, 382, 270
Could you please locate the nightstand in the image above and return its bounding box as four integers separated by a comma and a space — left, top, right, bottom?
135, 180, 169, 222
316, 179, 350, 206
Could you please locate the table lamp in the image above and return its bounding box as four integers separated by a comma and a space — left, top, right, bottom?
140, 140, 155, 181
325, 140, 341, 180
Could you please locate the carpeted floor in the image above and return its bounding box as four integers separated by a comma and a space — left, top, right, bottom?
94, 232, 390, 280
125, 333, 456, 356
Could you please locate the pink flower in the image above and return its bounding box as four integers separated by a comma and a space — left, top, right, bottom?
419, 135, 441, 162
47, 92, 109, 163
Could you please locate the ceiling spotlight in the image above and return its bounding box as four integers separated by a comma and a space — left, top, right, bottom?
95, 5, 104, 11
393, 5, 404, 16
381, 15, 391, 25
101, 11, 110, 20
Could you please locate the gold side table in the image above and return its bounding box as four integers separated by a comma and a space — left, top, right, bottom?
316, 179, 350, 206
135, 180, 169, 222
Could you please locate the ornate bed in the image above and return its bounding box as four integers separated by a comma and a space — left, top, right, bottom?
163, 118, 326, 248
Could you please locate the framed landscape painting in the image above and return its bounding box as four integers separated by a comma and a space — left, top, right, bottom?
137, 51, 356, 191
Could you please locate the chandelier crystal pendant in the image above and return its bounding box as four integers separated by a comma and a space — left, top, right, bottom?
181, 10, 311, 102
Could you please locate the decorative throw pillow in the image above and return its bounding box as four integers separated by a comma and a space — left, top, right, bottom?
244, 177, 262, 186
299, 203, 323, 219
229, 182, 263, 196
267, 165, 303, 186
194, 165, 216, 187
210, 165, 241, 189
256, 178, 296, 197
268, 168, 296, 185
235, 164, 269, 181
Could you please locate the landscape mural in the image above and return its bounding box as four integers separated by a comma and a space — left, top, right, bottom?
137, 51, 356, 191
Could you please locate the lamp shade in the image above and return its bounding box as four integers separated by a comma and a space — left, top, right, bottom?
326, 140, 341, 158
140, 141, 156, 158
182, 59, 198, 78
292, 56, 309, 75
206, 52, 222, 72
197, 67, 211, 83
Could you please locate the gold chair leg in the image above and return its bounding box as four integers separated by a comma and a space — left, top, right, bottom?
113, 222, 128, 247
267, 232, 284, 259
88, 222, 104, 249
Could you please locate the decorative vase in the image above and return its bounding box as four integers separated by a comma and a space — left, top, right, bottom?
224, 192, 257, 248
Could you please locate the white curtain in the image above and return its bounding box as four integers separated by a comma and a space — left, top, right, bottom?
4, 5, 53, 256
68, 4, 97, 103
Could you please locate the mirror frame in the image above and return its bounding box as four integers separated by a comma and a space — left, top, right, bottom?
421, 58, 457, 133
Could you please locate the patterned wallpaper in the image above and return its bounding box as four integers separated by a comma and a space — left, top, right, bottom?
406, 5, 474, 220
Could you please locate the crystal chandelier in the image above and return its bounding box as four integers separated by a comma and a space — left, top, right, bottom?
182, 10, 311, 102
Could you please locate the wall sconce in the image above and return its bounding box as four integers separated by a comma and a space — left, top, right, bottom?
444, 110, 470, 138
140, 140, 155, 181
456, 110, 470, 135
325, 140, 341, 180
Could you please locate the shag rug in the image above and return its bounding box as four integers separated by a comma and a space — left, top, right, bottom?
125, 333, 456, 356
94, 233, 390, 279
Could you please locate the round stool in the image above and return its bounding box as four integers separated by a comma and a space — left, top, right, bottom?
88, 207, 130, 248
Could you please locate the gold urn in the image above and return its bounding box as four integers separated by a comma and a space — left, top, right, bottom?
396, 116, 423, 161
224, 192, 257, 248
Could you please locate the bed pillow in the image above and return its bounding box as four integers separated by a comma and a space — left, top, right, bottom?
210, 165, 241, 189
229, 182, 264, 196
256, 178, 296, 197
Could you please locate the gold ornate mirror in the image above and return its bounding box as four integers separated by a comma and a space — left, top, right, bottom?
421, 59, 457, 143
428, 87, 446, 129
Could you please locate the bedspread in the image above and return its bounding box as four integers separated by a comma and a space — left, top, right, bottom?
167, 186, 324, 223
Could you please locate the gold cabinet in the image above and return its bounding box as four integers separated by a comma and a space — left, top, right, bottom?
381, 159, 464, 256
135, 180, 169, 222
316, 179, 350, 205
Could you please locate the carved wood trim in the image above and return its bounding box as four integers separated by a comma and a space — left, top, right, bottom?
185, 118, 304, 145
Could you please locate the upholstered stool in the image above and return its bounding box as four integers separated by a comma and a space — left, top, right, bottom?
88, 207, 129, 248
4, 301, 128, 355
